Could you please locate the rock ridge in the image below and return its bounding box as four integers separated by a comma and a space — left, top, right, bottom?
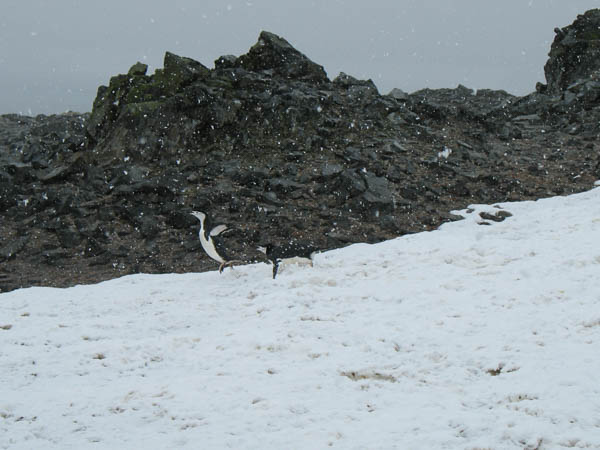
1, 14, 600, 292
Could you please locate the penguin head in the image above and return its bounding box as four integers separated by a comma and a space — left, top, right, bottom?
190, 211, 206, 223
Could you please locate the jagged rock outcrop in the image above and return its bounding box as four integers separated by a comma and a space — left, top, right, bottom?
544, 9, 600, 94
236, 31, 328, 83
1, 15, 600, 293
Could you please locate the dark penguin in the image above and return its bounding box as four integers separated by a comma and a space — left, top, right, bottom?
258, 241, 320, 279
191, 211, 243, 273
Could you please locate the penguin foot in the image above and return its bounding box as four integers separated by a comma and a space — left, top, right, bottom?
218, 260, 244, 273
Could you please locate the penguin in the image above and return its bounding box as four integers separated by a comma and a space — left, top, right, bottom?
258, 241, 320, 279
191, 211, 243, 273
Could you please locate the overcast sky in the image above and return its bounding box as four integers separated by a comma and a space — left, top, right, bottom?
1, 1, 597, 115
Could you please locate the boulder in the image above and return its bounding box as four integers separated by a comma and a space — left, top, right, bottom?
127, 62, 148, 76
387, 88, 409, 101
214, 54, 237, 69
266, 177, 305, 194
358, 172, 395, 215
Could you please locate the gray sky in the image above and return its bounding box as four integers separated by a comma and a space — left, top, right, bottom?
1, 1, 597, 115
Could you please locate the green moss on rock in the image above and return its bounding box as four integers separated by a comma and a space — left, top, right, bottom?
122, 101, 162, 119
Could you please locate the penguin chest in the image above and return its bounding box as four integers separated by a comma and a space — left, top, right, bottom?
200, 232, 225, 263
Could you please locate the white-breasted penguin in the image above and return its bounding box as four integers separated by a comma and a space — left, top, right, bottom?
258, 241, 320, 279
191, 211, 243, 273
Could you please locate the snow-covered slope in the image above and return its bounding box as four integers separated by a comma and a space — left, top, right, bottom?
2, 187, 600, 449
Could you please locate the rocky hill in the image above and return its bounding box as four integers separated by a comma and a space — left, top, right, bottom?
1, 11, 600, 292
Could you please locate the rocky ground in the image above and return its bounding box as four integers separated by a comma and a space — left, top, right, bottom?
1, 10, 600, 293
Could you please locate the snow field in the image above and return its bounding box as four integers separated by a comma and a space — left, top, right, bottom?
1, 186, 600, 449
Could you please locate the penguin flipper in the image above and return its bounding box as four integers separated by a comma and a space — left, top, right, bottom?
210, 224, 229, 237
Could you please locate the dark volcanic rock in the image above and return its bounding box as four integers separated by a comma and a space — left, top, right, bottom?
544, 9, 600, 94
236, 31, 328, 83
408, 85, 516, 121
0, 236, 29, 261
357, 172, 395, 215
1, 16, 600, 293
